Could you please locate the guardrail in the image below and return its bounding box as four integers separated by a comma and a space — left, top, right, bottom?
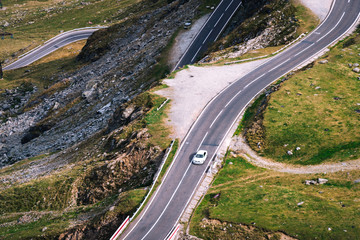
108, 140, 176, 240
165, 224, 180, 240
110, 216, 130, 240
129, 139, 175, 221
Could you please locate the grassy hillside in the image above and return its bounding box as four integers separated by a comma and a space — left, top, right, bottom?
241, 32, 360, 165
191, 157, 360, 240
0, 0, 140, 60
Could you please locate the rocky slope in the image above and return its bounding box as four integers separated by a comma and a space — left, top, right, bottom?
202, 0, 299, 62
0, 0, 200, 167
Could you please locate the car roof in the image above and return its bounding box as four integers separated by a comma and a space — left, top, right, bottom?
197, 150, 207, 155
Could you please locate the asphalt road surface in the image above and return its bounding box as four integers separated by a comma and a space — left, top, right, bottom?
121, 0, 360, 239
3, 28, 99, 70
174, 0, 243, 70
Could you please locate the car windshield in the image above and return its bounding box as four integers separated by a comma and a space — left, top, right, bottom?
195, 154, 204, 158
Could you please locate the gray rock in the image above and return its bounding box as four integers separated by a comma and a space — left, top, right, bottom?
297, 201, 304, 206
319, 60, 328, 64
348, 63, 353, 67
354, 179, 360, 183
122, 105, 135, 119
353, 67, 360, 73
317, 178, 328, 184
287, 150, 293, 155
353, 63, 359, 67
305, 180, 317, 185
97, 102, 111, 115
82, 89, 95, 102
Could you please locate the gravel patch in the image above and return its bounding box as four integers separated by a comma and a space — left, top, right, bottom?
299, 0, 333, 21
156, 60, 267, 140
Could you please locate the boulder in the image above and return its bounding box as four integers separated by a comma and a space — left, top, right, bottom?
352, 67, 360, 73
305, 180, 317, 185
319, 60, 328, 64
317, 178, 328, 184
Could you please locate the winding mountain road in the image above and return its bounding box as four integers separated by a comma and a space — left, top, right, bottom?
120, 0, 360, 239
3, 28, 100, 70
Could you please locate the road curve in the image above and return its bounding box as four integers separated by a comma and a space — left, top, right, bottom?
3, 28, 100, 70
121, 0, 360, 239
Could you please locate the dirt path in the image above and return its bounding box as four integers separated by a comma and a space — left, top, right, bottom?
231, 135, 360, 174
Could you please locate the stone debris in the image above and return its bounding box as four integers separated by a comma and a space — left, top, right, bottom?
319, 59, 328, 64
305, 178, 328, 185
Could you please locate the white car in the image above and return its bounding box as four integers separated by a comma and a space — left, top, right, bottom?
192, 150, 208, 165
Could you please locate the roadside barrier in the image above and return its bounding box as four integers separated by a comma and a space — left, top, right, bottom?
110, 216, 130, 240
165, 224, 180, 240
157, 98, 170, 111
129, 139, 175, 221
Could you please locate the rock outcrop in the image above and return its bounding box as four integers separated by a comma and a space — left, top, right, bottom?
0, 0, 200, 167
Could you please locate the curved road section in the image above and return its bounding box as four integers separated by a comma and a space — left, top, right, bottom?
121, 0, 360, 239
3, 28, 100, 70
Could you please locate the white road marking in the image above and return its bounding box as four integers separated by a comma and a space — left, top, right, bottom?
210, 110, 223, 128
173, 0, 227, 70
294, 43, 314, 57
124, 1, 360, 239
140, 163, 192, 240
317, 11, 345, 43
225, 0, 234, 11
191, 47, 202, 62
139, 129, 208, 239
214, 1, 242, 41
268, 58, 291, 73
214, 13, 224, 28
197, 132, 208, 151
243, 73, 265, 89
224, 90, 241, 108
202, 29, 213, 44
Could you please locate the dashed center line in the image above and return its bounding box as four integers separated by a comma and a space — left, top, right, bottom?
294, 43, 314, 57
317, 11, 345, 43
210, 110, 223, 129
225, 0, 234, 11
191, 47, 203, 62
268, 58, 292, 73
214, 13, 224, 28
202, 29, 214, 44
198, 132, 208, 151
